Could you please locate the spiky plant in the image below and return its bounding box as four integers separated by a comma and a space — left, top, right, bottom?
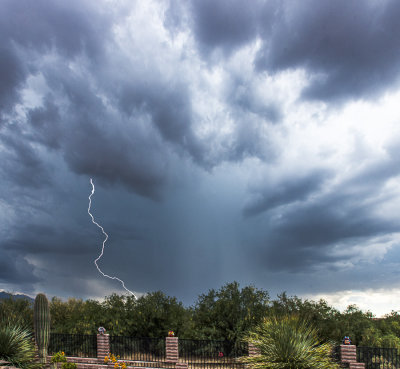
34, 293, 51, 365
0, 320, 43, 369
240, 314, 340, 369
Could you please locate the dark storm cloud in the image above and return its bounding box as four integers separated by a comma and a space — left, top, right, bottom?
257, 0, 400, 102
0, 222, 105, 297
259, 192, 399, 272
0, 200, 189, 296
0, 46, 26, 117
2, 0, 400, 309
117, 80, 206, 167
243, 169, 331, 217
28, 96, 62, 150
188, 0, 261, 55
63, 118, 168, 200
0, 0, 275, 204
186, 0, 400, 102
3, 224, 96, 257
0, 247, 40, 285
0, 0, 216, 200
0, 0, 105, 58
1, 0, 169, 198
0, 128, 51, 188
0, 0, 108, 118
244, 151, 400, 272
45, 69, 173, 199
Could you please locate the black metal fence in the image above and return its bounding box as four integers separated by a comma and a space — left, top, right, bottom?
110, 336, 166, 362
332, 346, 344, 366
179, 339, 248, 369
47, 333, 248, 368
357, 346, 399, 369
48, 333, 97, 358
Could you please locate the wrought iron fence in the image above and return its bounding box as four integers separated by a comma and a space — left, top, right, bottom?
357, 346, 399, 369
47, 332, 247, 368
48, 333, 97, 358
110, 336, 166, 362
332, 345, 347, 367
179, 339, 247, 369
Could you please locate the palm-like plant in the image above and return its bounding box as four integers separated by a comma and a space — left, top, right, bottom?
241, 314, 340, 369
0, 320, 43, 369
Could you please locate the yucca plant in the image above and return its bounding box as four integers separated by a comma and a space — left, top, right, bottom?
240, 314, 340, 369
0, 319, 43, 369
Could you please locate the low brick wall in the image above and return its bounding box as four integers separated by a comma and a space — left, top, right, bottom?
0, 360, 21, 369
47, 356, 186, 369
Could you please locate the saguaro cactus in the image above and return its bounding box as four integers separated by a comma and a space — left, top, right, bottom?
34, 293, 51, 364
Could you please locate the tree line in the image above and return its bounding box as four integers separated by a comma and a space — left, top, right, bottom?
2, 281, 400, 349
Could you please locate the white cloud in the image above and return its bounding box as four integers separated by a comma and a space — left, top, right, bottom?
307, 287, 400, 317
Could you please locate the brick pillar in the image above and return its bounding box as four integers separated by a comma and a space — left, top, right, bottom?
248, 342, 261, 356
166, 337, 179, 363
97, 334, 110, 360
340, 345, 365, 369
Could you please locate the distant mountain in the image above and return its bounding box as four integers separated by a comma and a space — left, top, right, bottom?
0, 291, 34, 304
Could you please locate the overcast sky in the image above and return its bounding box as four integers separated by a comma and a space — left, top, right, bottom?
2, 0, 400, 317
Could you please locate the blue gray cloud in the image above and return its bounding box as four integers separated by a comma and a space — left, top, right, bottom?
1, 0, 400, 311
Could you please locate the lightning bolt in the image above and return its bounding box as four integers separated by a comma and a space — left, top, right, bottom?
88, 178, 136, 298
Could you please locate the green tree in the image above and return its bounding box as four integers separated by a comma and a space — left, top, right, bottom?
78, 299, 105, 334
337, 304, 374, 345
100, 293, 130, 336
0, 296, 33, 332
359, 312, 400, 350
192, 282, 270, 342
270, 292, 342, 343
241, 314, 340, 369
126, 291, 188, 338
50, 296, 106, 334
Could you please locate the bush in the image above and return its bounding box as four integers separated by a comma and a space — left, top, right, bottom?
0, 320, 43, 369
51, 351, 67, 363
61, 363, 77, 369
241, 314, 340, 369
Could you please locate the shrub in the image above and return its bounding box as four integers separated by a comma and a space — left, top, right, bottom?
61, 363, 77, 369
241, 314, 340, 369
51, 351, 67, 364
0, 320, 43, 369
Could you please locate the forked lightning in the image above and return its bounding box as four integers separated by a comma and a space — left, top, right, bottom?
88, 178, 136, 298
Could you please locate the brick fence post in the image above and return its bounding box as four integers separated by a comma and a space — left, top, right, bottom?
97, 334, 110, 361
166, 336, 179, 363
340, 345, 365, 369
248, 342, 261, 357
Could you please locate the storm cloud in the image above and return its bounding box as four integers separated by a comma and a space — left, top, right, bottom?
1, 0, 400, 314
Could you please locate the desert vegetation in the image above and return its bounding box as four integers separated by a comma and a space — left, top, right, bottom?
1, 282, 400, 350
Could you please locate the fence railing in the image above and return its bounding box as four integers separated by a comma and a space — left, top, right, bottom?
49, 333, 97, 358
331, 345, 341, 364
179, 339, 248, 369
45, 333, 400, 369
357, 346, 399, 369
47, 333, 248, 368
110, 336, 166, 362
